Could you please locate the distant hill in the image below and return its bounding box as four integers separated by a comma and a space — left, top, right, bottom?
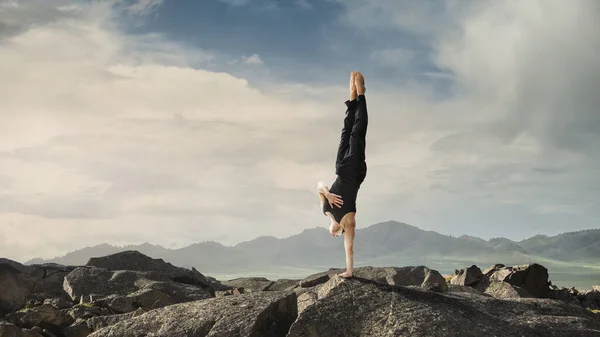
23, 221, 600, 276
517, 229, 600, 261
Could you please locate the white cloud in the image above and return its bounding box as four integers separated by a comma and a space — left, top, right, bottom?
126, 0, 163, 15
338, 0, 600, 238
1, 0, 599, 262
0, 0, 340, 262
241, 54, 264, 65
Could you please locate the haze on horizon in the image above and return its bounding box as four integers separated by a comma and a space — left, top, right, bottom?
1, 0, 599, 263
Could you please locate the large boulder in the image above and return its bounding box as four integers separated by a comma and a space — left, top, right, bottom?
86, 308, 146, 332
296, 292, 317, 315
65, 304, 107, 321
86, 251, 209, 288
223, 277, 273, 292
299, 266, 448, 292
483, 281, 533, 299
287, 276, 600, 337
298, 272, 331, 288
450, 265, 483, 286
0, 321, 43, 337
488, 264, 550, 298
0, 260, 74, 316
88, 291, 298, 337
63, 319, 92, 337
204, 277, 231, 292
6, 304, 74, 331
63, 267, 211, 313
0, 262, 31, 316
266, 279, 299, 291
482, 264, 505, 277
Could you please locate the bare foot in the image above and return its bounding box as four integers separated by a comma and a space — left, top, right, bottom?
349, 72, 357, 100
338, 271, 353, 278
329, 222, 343, 237
354, 71, 365, 95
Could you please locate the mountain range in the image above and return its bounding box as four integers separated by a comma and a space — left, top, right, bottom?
24, 221, 600, 281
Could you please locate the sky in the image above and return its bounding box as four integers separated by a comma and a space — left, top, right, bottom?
1, 0, 599, 262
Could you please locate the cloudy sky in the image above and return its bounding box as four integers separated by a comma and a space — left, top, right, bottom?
1, 0, 599, 262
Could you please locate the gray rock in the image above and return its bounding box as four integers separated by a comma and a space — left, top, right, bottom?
0, 263, 30, 316
584, 289, 600, 300
63, 267, 211, 308
0, 321, 23, 337
490, 264, 550, 298
63, 267, 145, 301
483, 281, 533, 299
21, 329, 44, 337
223, 277, 273, 292
204, 277, 231, 292
421, 269, 449, 292
104, 296, 134, 314
65, 304, 106, 321
28, 264, 76, 300
266, 279, 299, 291
214, 290, 231, 297
299, 266, 448, 292
88, 291, 297, 337
316, 275, 346, 300
86, 308, 145, 332
549, 287, 576, 302
8, 304, 74, 330
63, 319, 92, 337
0, 321, 44, 337
214, 288, 244, 298
86, 251, 209, 288
299, 272, 331, 288
43, 298, 73, 310
127, 288, 172, 309
448, 284, 484, 295
296, 292, 317, 315
451, 265, 483, 286
287, 276, 600, 337
0, 259, 76, 315
482, 264, 505, 277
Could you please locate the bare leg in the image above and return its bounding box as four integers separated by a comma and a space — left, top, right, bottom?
338, 217, 356, 277
336, 73, 359, 168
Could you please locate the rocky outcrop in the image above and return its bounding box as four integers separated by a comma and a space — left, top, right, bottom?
223, 277, 274, 292
204, 276, 232, 292
449, 263, 551, 301
287, 276, 600, 337
214, 288, 245, 297
450, 265, 483, 286
483, 281, 533, 299
88, 291, 298, 337
62, 267, 211, 308
488, 263, 550, 298
296, 292, 317, 315
0, 260, 74, 315
63, 319, 92, 337
448, 284, 483, 295
86, 308, 146, 332
482, 263, 505, 276
266, 279, 299, 291
0, 321, 43, 337
6, 304, 74, 332
299, 266, 448, 292
86, 251, 209, 288
3, 250, 600, 337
